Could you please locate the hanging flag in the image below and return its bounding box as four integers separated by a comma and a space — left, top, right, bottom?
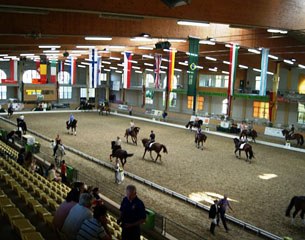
40, 55, 47, 84
226, 44, 239, 116
89, 48, 98, 88
154, 54, 162, 89
260, 48, 269, 96
123, 52, 132, 89
58, 60, 64, 73
167, 49, 176, 91
69, 57, 77, 85
50, 60, 57, 83
2, 60, 18, 84
187, 38, 200, 96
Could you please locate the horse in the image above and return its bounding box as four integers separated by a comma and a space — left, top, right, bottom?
110, 148, 133, 168
99, 104, 111, 116
282, 129, 304, 146
16, 118, 27, 134
6, 130, 21, 144
185, 119, 203, 131
285, 196, 305, 224
54, 144, 65, 167
66, 119, 77, 136
109, 141, 121, 160
195, 133, 207, 150
240, 129, 258, 142
233, 138, 254, 162
7, 106, 13, 118
142, 138, 168, 162
124, 126, 140, 145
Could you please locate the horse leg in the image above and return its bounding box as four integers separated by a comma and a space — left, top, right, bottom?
142, 149, 147, 159
150, 151, 154, 161
292, 209, 300, 224
234, 149, 238, 158
155, 153, 160, 162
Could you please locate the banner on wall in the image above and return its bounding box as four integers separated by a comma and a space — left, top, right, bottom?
123, 51, 132, 89
167, 49, 176, 91
154, 54, 162, 89
187, 37, 199, 96
69, 57, 77, 85
2, 60, 18, 84
260, 48, 269, 96
89, 48, 99, 88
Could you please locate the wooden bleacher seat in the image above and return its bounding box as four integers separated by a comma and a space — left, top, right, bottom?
2, 207, 25, 227
22, 231, 45, 240
0, 197, 16, 214
12, 218, 36, 238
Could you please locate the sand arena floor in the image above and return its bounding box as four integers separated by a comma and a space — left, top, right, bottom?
1, 112, 305, 240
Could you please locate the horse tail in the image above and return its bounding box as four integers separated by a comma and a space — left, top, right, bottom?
161, 145, 168, 154
127, 153, 134, 158
249, 148, 254, 159
300, 135, 304, 146
286, 196, 298, 217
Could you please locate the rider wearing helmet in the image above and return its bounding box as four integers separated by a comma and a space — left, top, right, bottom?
288, 124, 295, 137
129, 120, 135, 133
69, 113, 75, 125
146, 130, 155, 148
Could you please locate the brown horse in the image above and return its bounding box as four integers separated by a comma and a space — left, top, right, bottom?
195, 133, 207, 150
124, 126, 140, 145
142, 138, 168, 162
282, 129, 304, 146
109, 149, 133, 168
185, 119, 203, 131
233, 138, 254, 162
285, 196, 305, 224
240, 129, 258, 142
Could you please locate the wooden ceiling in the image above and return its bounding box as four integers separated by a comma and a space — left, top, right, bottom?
1, 0, 305, 73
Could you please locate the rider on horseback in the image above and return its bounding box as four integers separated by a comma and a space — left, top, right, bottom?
8, 103, 13, 117
195, 127, 202, 143
68, 113, 75, 125
146, 130, 155, 148
115, 136, 121, 147
288, 124, 295, 137
129, 120, 135, 133
238, 132, 248, 149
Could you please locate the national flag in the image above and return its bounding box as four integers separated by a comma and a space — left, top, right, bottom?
167, 49, 176, 91
89, 48, 99, 88
123, 52, 132, 89
69, 57, 77, 85
154, 54, 162, 89
187, 37, 200, 96
58, 60, 64, 73
10, 60, 18, 81
260, 48, 269, 96
50, 60, 57, 83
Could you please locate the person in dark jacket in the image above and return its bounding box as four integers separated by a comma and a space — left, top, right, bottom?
209, 199, 219, 235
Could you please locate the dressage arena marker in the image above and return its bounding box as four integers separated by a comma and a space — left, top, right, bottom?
0, 112, 292, 240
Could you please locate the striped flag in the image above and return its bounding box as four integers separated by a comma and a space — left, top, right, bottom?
123, 52, 132, 89
227, 44, 239, 116
10, 60, 18, 81
167, 49, 176, 91
154, 54, 162, 89
69, 57, 77, 85
260, 48, 269, 96
89, 48, 99, 88
58, 60, 64, 73
50, 60, 57, 83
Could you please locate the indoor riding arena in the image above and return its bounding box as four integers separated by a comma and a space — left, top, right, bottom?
1, 111, 304, 240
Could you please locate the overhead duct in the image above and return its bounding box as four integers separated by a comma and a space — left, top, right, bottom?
161, 0, 191, 8
155, 41, 171, 49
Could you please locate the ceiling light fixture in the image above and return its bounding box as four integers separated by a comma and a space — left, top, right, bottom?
77, 65, 86, 68
268, 54, 278, 60
85, 36, 112, 41
138, 46, 154, 50
38, 45, 60, 48
199, 40, 216, 45
248, 48, 261, 54
205, 56, 217, 61
284, 59, 294, 65
177, 20, 209, 27
267, 29, 288, 34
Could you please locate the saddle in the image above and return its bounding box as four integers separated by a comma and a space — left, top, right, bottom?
239, 143, 246, 149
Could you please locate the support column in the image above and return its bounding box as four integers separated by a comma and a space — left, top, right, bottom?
270, 63, 280, 123
283, 68, 292, 125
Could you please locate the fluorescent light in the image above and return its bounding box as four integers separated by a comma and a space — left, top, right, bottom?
130, 37, 154, 41
43, 50, 60, 53
143, 54, 154, 59
109, 57, 121, 61
145, 68, 153, 72
160, 70, 166, 74
160, 66, 168, 69
222, 71, 229, 74
199, 40, 216, 45
115, 70, 123, 73
197, 65, 203, 69
208, 68, 217, 72
205, 56, 217, 61
268, 54, 278, 60
178, 62, 188, 66
298, 64, 305, 69
174, 68, 182, 72
20, 53, 34, 56
284, 59, 294, 65
39, 45, 61, 48
239, 64, 248, 69
144, 63, 154, 66
161, 58, 169, 62
130, 60, 138, 63
267, 29, 288, 34
132, 66, 141, 69
0, 54, 8, 57
117, 63, 124, 67
138, 46, 154, 50
223, 61, 230, 65
0, 58, 10, 61
71, 50, 88, 53
85, 36, 112, 41
64, 63, 71, 66
186, 52, 198, 57
135, 70, 142, 74
248, 48, 261, 54
267, 71, 274, 75
177, 20, 209, 27
4, 56, 16, 59
110, 66, 117, 70
167, 38, 187, 43
225, 44, 231, 48
80, 62, 91, 66
101, 61, 111, 64
78, 65, 86, 68
253, 68, 261, 72
76, 45, 96, 48
103, 69, 111, 72
44, 53, 60, 56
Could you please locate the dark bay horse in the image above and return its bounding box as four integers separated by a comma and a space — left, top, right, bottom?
285, 196, 305, 224
195, 133, 207, 150
142, 138, 168, 162
110, 148, 133, 168
66, 119, 77, 136
185, 119, 203, 131
240, 129, 258, 142
99, 104, 110, 116
233, 138, 254, 162
124, 126, 140, 145
282, 129, 304, 146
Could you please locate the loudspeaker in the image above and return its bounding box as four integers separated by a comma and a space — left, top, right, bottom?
155, 41, 171, 49
161, 0, 191, 8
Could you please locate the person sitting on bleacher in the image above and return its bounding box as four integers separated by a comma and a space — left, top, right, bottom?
62, 193, 93, 240
47, 163, 62, 182
53, 188, 81, 231
76, 204, 111, 240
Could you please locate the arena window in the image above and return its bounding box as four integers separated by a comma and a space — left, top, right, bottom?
0, 69, 7, 82
255, 76, 261, 91
0, 85, 7, 99
80, 88, 95, 98
298, 103, 305, 124
59, 86, 72, 99
22, 70, 40, 83
253, 101, 269, 119
197, 96, 204, 110
187, 96, 193, 109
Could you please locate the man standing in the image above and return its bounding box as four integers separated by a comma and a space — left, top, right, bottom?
209, 199, 218, 235
217, 194, 233, 233
118, 185, 146, 240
